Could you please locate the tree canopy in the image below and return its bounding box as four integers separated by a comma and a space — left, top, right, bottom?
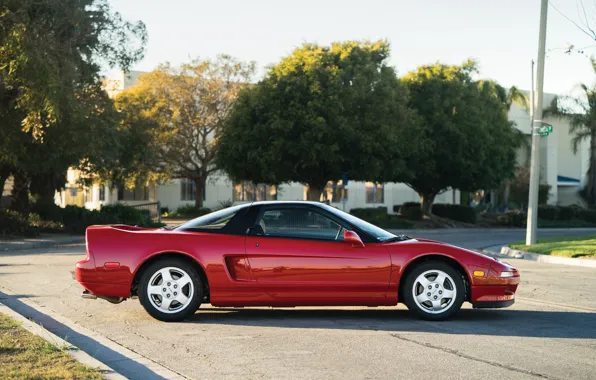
216, 40, 419, 201
112, 56, 256, 207
0, 0, 147, 210
398, 60, 519, 214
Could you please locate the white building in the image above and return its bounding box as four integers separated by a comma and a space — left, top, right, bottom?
52, 71, 589, 213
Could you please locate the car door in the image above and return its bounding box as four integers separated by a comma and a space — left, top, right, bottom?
245, 205, 392, 301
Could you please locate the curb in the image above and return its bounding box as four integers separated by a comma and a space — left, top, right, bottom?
0, 236, 85, 252
495, 246, 596, 268
0, 302, 125, 380
0, 287, 187, 379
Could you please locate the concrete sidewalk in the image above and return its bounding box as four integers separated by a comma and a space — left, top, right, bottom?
0, 233, 84, 252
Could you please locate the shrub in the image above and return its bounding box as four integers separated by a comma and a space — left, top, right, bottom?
31, 200, 64, 222
169, 205, 212, 218
557, 206, 577, 221
350, 207, 388, 220
0, 210, 40, 237
537, 205, 558, 221
399, 202, 422, 221
392, 204, 401, 213
578, 208, 596, 223
432, 204, 477, 224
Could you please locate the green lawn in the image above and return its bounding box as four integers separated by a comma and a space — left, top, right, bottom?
510, 234, 596, 259
0, 313, 103, 379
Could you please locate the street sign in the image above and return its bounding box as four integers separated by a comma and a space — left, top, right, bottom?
534, 122, 552, 136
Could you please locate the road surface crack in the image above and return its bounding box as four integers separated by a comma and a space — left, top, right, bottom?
389, 333, 553, 379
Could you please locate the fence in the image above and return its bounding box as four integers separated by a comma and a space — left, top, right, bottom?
130, 201, 162, 223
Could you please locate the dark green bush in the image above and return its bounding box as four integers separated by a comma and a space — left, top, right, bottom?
350, 207, 388, 220
31, 200, 64, 222
392, 204, 401, 213
399, 202, 423, 221
168, 205, 212, 218
557, 206, 577, 221
0, 210, 40, 237
432, 204, 477, 224
578, 208, 596, 223
537, 205, 558, 221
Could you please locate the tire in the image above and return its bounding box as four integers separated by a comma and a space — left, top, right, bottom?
402, 260, 465, 321
138, 257, 202, 322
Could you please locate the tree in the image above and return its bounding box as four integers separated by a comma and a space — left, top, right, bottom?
399, 60, 519, 215
546, 57, 596, 204
0, 0, 146, 211
114, 56, 256, 208
216, 41, 419, 201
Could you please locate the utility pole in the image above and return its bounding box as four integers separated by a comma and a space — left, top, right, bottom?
526, 0, 548, 245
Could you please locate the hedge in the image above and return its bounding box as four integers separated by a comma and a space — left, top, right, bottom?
432, 204, 477, 224
165, 205, 212, 218
399, 202, 423, 221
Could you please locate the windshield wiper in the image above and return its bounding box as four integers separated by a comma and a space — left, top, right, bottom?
381, 234, 411, 243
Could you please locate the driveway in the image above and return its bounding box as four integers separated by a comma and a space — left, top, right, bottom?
0, 237, 595, 379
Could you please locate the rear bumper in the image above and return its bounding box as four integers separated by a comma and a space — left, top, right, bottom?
473, 299, 515, 309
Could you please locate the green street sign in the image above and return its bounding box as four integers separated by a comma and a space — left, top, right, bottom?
535, 122, 553, 136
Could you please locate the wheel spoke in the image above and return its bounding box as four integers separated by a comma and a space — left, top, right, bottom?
416, 292, 429, 304
431, 300, 442, 311
176, 293, 189, 305
417, 275, 431, 288
435, 272, 446, 286
160, 269, 173, 283
148, 285, 163, 296
177, 275, 192, 288
160, 297, 172, 311
442, 289, 455, 299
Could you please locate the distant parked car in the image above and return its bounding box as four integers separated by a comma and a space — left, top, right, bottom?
76, 201, 519, 322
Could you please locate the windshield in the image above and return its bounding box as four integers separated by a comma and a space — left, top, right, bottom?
174, 204, 250, 230
320, 204, 396, 241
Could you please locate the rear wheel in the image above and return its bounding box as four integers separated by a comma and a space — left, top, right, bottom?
403, 261, 465, 321
138, 258, 202, 322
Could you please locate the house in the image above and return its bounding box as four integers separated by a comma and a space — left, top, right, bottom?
509, 92, 590, 206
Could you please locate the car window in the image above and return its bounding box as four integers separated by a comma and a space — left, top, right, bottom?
175, 204, 248, 231
257, 208, 343, 241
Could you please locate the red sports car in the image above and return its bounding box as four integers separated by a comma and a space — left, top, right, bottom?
75, 201, 519, 322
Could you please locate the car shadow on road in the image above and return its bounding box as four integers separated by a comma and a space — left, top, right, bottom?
186, 308, 596, 339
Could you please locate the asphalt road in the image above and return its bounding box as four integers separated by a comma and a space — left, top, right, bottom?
0, 232, 595, 380
389, 227, 596, 250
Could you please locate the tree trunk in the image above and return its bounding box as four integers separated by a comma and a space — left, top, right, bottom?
306, 184, 325, 202
503, 179, 511, 210
30, 173, 59, 206
193, 176, 206, 208
0, 166, 10, 209
10, 171, 30, 213
591, 133, 596, 204
420, 193, 436, 216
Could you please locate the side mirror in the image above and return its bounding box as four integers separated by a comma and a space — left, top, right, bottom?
344, 230, 365, 248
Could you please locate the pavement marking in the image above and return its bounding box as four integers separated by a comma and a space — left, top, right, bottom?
389, 333, 553, 379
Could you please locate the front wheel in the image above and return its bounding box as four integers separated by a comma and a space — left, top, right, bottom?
138, 258, 202, 322
402, 261, 465, 321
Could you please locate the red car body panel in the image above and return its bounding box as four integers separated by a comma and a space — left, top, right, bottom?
76, 222, 519, 307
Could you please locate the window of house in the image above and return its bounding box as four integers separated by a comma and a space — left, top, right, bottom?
118, 185, 149, 201
233, 181, 277, 201
98, 186, 105, 201
365, 182, 384, 204
322, 180, 347, 203
180, 180, 206, 201
256, 208, 343, 241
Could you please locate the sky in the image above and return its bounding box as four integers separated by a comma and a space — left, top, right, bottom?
108, 0, 596, 96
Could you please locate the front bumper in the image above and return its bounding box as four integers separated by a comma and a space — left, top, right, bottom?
473, 299, 515, 309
